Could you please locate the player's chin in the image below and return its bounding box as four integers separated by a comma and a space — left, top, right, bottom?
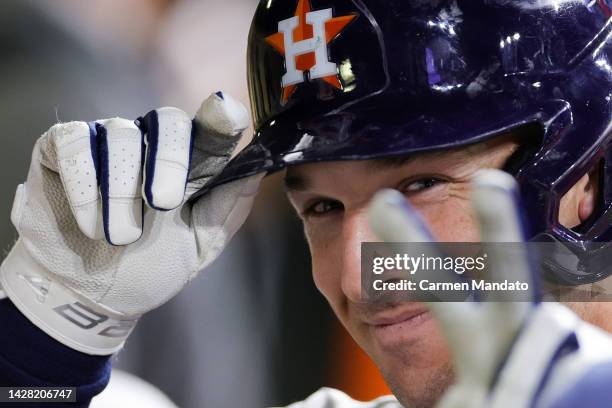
371, 316, 454, 408
386, 360, 455, 408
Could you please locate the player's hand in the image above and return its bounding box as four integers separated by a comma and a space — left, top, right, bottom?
368, 170, 543, 407
0, 92, 263, 355
369, 169, 612, 407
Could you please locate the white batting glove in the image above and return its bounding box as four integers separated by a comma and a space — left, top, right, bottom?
368, 170, 540, 407
369, 169, 612, 407
0, 92, 263, 355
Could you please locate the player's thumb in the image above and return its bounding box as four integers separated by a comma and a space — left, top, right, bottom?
191, 172, 263, 271
187, 91, 250, 196
187, 91, 262, 270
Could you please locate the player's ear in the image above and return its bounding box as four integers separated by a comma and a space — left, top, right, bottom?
577, 166, 599, 223
559, 164, 600, 228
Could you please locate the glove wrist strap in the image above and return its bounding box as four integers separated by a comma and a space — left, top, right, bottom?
0, 241, 137, 355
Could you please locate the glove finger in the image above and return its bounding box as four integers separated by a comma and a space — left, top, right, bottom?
368, 188, 436, 243
195, 91, 249, 141
368, 191, 487, 370
367, 189, 467, 294
49, 121, 104, 240
368, 189, 467, 304
96, 118, 143, 246
138, 107, 193, 210
472, 169, 537, 302
188, 91, 250, 190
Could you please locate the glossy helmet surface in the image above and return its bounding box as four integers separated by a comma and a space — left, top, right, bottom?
191, 0, 612, 285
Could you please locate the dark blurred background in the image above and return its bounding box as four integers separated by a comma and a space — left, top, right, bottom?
0, 0, 389, 406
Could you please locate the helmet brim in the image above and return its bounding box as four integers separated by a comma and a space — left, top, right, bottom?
188, 96, 566, 203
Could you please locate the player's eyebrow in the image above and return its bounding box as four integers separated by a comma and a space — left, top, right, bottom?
284, 174, 309, 192
284, 156, 415, 192
370, 155, 414, 169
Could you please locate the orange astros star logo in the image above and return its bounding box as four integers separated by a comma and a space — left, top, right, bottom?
265, 0, 357, 103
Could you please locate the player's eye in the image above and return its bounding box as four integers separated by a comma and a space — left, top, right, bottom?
302, 199, 343, 218
399, 176, 447, 196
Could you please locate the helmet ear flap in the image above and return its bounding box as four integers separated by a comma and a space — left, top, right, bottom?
538, 148, 612, 287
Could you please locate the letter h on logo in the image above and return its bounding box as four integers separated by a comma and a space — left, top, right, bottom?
279, 8, 337, 87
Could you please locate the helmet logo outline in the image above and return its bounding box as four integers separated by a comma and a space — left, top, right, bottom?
265, 0, 357, 104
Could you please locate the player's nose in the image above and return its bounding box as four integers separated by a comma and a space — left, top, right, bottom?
339, 210, 378, 303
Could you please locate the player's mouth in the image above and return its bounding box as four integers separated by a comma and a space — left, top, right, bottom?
365, 307, 433, 349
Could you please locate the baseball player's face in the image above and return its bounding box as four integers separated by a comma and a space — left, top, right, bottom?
284, 136, 596, 408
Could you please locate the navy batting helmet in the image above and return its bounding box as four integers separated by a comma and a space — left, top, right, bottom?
190, 0, 612, 285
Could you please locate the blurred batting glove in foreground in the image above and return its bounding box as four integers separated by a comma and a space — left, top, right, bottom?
368, 169, 612, 408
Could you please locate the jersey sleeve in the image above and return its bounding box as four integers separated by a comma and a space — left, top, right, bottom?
0, 298, 111, 407
545, 362, 612, 408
